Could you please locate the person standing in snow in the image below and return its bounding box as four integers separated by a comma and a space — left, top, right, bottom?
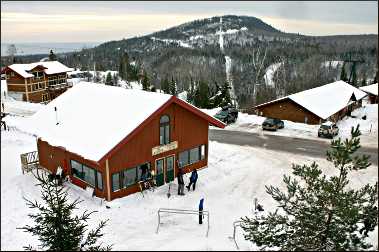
186, 169, 198, 191
199, 198, 204, 224
177, 169, 185, 195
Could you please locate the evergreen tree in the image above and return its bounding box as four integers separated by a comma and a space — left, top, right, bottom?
160, 77, 170, 94
105, 72, 113, 86
361, 77, 367, 87
48, 50, 57, 61
372, 70, 378, 84
118, 52, 129, 80
340, 63, 348, 82
141, 73, 150, 91
219, 81, 232, 107
193, 80, 210, 108
240, 126, 378, 250
351, 65, 358, 87
19, 170, 112, 251
169, 76, 177, 96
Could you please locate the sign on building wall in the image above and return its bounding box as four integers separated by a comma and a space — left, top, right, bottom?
152, 141, 178, 156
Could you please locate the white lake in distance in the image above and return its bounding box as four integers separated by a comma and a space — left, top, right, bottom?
1, 42, 100, 56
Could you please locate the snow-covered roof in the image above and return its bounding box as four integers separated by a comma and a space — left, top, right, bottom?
360, 83, 378, 96
24, 82, 224, 162
7, 61, 73, 78
24, 82, 172, 161
256, 81, 367, 120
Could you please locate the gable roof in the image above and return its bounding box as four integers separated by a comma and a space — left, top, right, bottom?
360, 83, 378, 96
24, 82, 225, 163
4, 61, 73, 78
255, 81, 367, 120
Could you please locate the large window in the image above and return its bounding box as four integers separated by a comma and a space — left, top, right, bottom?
159, 115, 170, 145
70, 160, 103, 190
178, 145, 206, 168
111, 162, 151, 192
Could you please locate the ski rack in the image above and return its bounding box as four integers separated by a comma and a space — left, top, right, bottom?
156, 208, 210, 237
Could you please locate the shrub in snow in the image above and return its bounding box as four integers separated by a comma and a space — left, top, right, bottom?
19, 170, 112, 251
240, 125, 378, 250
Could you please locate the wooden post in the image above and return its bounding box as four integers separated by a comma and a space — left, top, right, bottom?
24, 79, 29, 102
105, 159, 111, 201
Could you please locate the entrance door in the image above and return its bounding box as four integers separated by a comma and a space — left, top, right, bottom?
155, 155, 175, 187
165, 155, 175, 183
155, 158, 164, 186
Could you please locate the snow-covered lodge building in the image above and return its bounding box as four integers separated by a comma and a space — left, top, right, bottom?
360, 83, 378, 104
27, 83, 225, 201
254, 81, 367, 124
1, 61, 73, 103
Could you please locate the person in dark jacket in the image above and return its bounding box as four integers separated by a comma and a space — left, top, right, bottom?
177, 169, 185, 195
199, 198, 204, 224
186, 169, 198, 191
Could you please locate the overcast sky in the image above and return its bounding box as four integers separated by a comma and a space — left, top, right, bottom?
1, 1, 378, 43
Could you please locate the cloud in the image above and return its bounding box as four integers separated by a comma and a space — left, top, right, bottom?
1, 1, 377, 42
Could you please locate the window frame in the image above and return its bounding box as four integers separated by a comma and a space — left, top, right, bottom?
178, 144, 206, 168
70, 159, 103, 191
111, 162, 151, 192
159, 115, 170, 145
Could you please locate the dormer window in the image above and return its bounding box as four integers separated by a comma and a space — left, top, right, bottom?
33, 71, 43, 79
159, 115, 170, 145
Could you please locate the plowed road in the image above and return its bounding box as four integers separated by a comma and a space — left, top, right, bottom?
209, 129, 378, 166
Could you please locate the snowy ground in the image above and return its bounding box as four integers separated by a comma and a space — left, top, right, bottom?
1, 99, 378, 250
202, 103, 378, 148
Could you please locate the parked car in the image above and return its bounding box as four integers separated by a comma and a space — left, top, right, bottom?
318, 121, 339, 138
262, 118, 284, 131
214, 105, 238, 124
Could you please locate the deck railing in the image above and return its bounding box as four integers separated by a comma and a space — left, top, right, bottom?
20, 151, 39, 174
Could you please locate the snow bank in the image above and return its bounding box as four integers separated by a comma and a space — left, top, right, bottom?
1, 122, 377, 250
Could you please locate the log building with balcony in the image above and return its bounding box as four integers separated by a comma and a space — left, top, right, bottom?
1, 61, 73, 103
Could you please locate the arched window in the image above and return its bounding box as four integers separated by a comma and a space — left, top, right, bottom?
159, 115, 170, 145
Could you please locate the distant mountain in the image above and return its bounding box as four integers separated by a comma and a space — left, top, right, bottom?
2, 15, 377, 108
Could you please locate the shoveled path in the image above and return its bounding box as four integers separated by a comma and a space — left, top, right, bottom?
209, 129, 378, 166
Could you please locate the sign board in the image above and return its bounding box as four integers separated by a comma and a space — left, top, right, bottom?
152, 141, 178, 156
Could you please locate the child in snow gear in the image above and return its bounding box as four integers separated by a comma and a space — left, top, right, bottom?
199, 198, 204, 224
177, 169, 185, 195
186, 169, 198, 191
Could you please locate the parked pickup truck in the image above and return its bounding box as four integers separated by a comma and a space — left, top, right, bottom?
214, 105, 238, 124
318, 121, 339, 138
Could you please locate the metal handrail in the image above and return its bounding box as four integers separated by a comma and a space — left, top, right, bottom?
156, 208, 210, 237
230, 220, 243, 249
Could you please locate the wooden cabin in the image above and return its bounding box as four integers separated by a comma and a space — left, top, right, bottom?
254, 81, 367, 124
1, 61, 73, 103
30, 83, 225, 201
360, 83, 378, 104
